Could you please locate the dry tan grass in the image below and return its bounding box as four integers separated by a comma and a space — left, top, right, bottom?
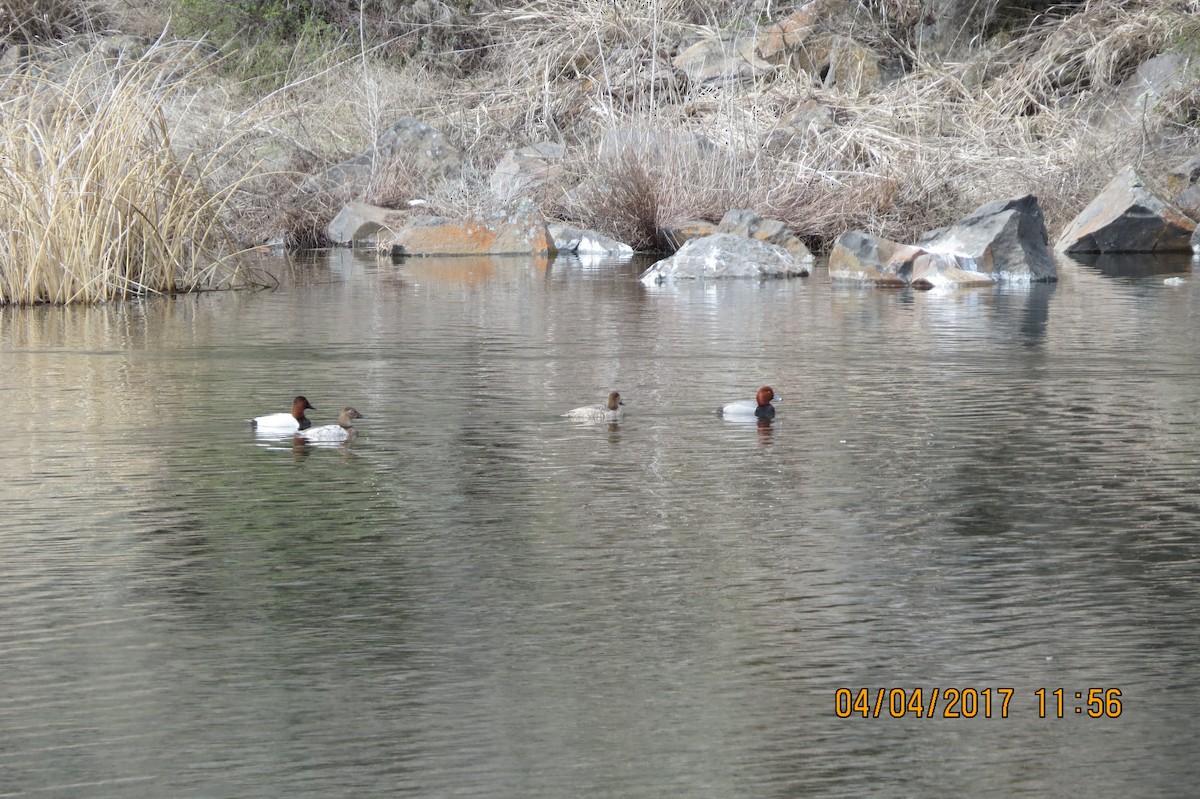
2, 0, 108, 43
0, 42, 258, 304
457, 0, 1199, 246
17, 0, 1194, 258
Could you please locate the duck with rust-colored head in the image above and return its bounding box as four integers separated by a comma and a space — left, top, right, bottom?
251, 395, 315, 433
297, 407, 364, 442
719, 386, 777, 420
564, 391, 624, 422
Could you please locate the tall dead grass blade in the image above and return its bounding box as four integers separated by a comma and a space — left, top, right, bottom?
0, 41, 260, 305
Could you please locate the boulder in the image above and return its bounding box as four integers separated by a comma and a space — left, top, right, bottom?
828, 230, 1002, 289
1056, 167, 1196, 253
717, 209, 813, 262
910, 252, 998, 289
639, 233, 810, 284
828, 231, 924, 286
1165, 156, 1200, 197
755, 2, 886, 93
657, 220, 718, 252
328, 198, 554, 257
672, 35, 773, 84
1167, 157, 1200, 221
920, 195, 1057, 281
1176, 184, 1200, 223
490, 142, 566, 201
598, 129, 715, 164
306, 117, 461, 196
831, 196, 1056, 287
548, 223, 634, 259
1100, 54, 1192, 132
764, 99, 837, 154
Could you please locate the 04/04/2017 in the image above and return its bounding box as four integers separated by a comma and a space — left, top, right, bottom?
835, 687, 1013, 719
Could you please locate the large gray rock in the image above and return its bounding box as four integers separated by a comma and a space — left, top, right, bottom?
1101, 54, 1192, 132
756, 2, 892, 92
831, 197, 1056, 288
829, 230, 1001, 289
548, 223, 634, 259
490, 142, 566, 201
763, 99, 837, 154
672, 35, 773, 84
920, 195, 1057, 281
1056, 166, 1197, 253
914, 0, 1010, 57
306, 117, 461, 196
639, 233, 810, 284
598, 128, 715, 163
1167, 156, 1200, 222
717, 209, 813, 262
328, 198, 554, 257
656, 220, 718, 252
828, 230, 924, 286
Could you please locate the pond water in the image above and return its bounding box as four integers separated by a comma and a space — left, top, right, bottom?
3, 249, 1200, 798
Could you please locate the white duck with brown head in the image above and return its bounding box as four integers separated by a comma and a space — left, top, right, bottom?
297, 407, 364, 442
719, 386, 777, 420
252, 395, 315, 433
564, 391, 624, 422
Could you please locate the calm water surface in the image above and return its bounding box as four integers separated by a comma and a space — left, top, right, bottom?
3, 250, 1200, 798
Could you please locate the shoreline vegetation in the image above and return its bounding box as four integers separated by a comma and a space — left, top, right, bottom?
2, 0, 1199, 304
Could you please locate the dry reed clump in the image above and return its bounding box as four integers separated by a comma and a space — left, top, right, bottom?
1, 0, 108, 44
984, 0, 1198, 117
0, 43, 257, 305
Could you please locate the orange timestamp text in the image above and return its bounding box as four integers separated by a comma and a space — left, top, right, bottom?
834, 687, 1123, 719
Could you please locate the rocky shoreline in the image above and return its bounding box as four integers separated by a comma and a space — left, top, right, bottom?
3, 0, 1200, 301
326, 153, 1199, 290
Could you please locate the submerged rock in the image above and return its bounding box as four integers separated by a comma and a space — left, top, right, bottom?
829, 231, 927, 286
548, 224, 634, 260
639, 233, 811, 284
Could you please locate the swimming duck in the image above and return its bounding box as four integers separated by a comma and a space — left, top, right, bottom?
564, 391, 624, 422
296, 407, 364, 442
720, 386, 777, 420
251, 396, 314, 432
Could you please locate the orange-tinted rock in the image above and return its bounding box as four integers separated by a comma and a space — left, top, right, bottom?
329, 198, 554, 257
